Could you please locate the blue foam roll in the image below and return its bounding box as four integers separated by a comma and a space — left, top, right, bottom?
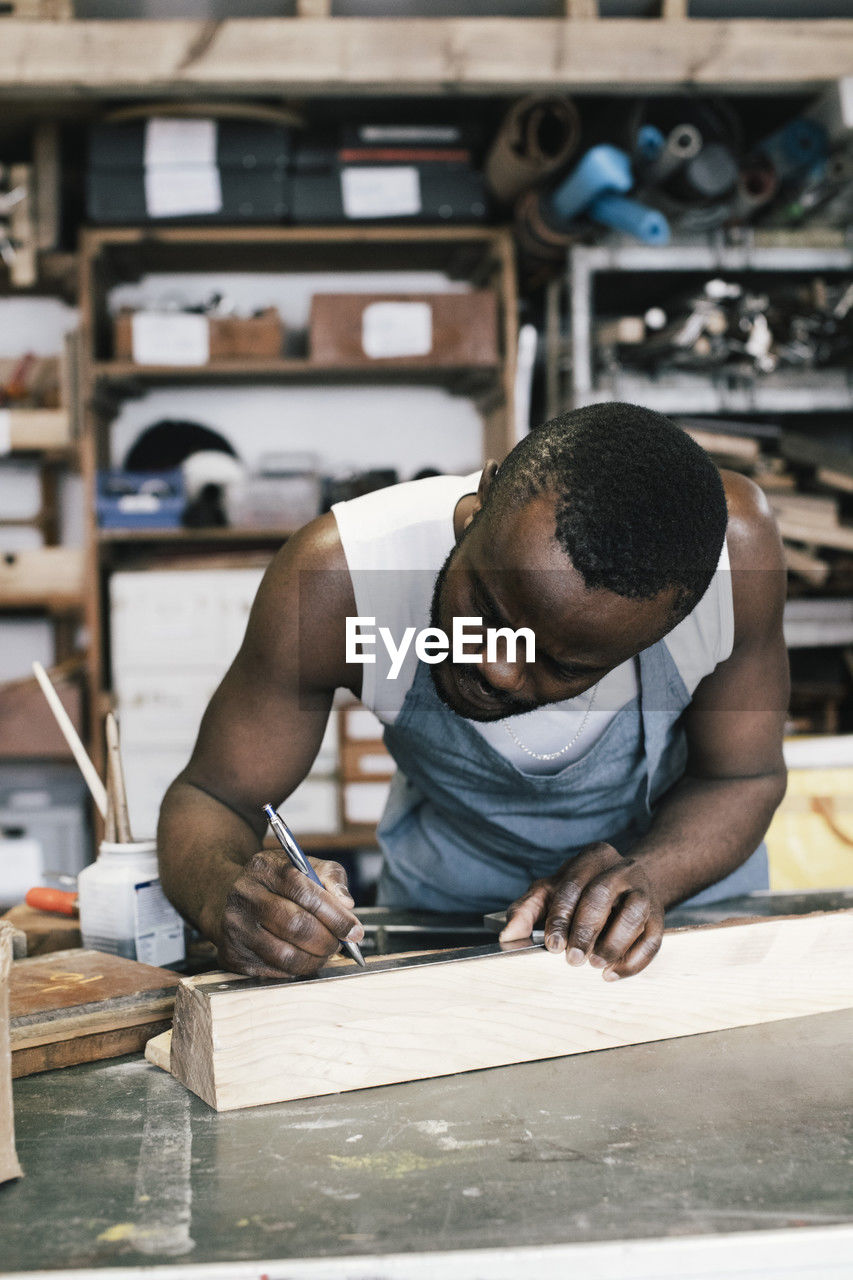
636, 124, 666, 162
589, 193, 671, 245
547, 145, 633, 224
757, 118, 829, 180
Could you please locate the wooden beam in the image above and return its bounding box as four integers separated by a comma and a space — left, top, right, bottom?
564, 0, 598, 17
661, 0, 688, 18
0, 923, 22, 1184
165, 912, 853, 1111
0, 20, 851, 95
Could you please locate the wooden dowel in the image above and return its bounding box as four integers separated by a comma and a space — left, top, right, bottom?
104, 712, 132, 844
31, 661, 107, 817
104, 750, 118, 843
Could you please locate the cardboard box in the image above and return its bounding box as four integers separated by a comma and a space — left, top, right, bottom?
0, 548, 84, 610
114, 307, 284, 363
309, 291, 499, 367
0, 668, 84, 760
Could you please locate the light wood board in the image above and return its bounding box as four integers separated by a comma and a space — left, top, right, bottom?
0, 923, 22, 1183
0, 19, 852, 94
165, 912, 853, 1112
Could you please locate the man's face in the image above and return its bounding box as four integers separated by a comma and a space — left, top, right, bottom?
429, 492, 678, 722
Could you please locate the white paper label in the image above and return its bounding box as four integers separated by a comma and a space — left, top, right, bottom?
361, 301, 433, 359
144, 117, 217, 168
131, 311, 210, 367
144, 164, 223, 219
0, 410, 10, 456
341, 166, 421, 219
133, 878, 185, 967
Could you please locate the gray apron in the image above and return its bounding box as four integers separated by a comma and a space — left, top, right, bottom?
377, 637, 767, 913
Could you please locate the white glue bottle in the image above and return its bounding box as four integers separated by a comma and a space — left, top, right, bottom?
77, 840, 185, 967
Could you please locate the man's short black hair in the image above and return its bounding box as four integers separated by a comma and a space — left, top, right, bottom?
485, 403, 728, 623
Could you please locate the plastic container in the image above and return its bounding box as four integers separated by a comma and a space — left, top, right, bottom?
77, 841, 185, 967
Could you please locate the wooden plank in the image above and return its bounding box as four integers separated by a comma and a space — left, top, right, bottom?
0, 20, 852, 94
144, 1028, 172, 1072
13, 1019, 173, 1079
768, 493, 839, 528
661, 0, 688, 17
9, 948, 179, 1077
776, 517, 853, 553
683, 426, 760, 462
295, 0, 331, 14
0, 923, 22, 1184
817, 467, 853, 495
784, 543, 831, 589
168, 912, 853, 1111
564, 0, 598, 17
1, 904, 81, 957
5, 0, 72, 15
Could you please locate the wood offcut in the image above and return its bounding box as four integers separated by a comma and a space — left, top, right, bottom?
10, 948, 179, 1078
0, 922, 22, 1183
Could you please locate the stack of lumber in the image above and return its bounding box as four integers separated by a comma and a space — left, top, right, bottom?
681, 420, 853, 591
9, 949, 179, 1079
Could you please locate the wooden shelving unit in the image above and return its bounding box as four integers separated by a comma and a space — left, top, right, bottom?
78, 224, 517, 844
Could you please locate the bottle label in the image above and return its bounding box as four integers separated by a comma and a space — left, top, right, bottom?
133, 879, 185, 967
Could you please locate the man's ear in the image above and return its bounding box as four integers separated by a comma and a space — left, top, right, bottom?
466, 459, 499, 528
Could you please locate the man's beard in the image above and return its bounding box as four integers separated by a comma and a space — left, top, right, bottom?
427, 543, 539, 723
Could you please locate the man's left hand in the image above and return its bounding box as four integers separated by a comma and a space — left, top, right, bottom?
500, 842, 665, 980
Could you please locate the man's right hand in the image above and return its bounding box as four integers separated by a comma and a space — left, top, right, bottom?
217, 850, 365, 978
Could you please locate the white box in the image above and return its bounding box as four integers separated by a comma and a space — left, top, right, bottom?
110, 566, 264, 673
279, 778, 340, 836
113, 668, 222, 751
122, 747, 191, 840
342, 705, 385, 742
343, 780, 391, 827
313, 715, 339, 775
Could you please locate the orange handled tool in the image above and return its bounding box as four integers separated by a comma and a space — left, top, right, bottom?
25, 887, 79, 917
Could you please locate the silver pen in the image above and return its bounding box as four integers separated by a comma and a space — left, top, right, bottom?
262, 803, 366, 967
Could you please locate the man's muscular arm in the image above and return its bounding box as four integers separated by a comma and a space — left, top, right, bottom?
157, 514, 364, 977
503, 473, 789, 977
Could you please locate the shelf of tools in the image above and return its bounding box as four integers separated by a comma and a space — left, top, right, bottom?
538, 84, 853, 737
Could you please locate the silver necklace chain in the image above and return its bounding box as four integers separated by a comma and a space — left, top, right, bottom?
501, 682, 600, 761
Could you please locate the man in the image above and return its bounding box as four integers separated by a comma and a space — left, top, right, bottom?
158, 403, 788, 982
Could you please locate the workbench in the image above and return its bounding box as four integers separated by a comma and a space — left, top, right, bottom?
2, 894, 852, 1278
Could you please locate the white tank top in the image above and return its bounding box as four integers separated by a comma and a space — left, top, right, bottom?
333, 471, 734, 775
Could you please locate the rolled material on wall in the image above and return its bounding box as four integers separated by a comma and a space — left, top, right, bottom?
635, 124, 665, 163
546, 144, 632, 224
485, 94, 581, 204
641, 123, 703, 187
589, 193, 670, 244
757, 117, 829, 182
726, 161, 779, 223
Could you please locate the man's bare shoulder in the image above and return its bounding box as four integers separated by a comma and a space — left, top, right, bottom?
242, 513, 358, 692
720, 470, 786, 646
